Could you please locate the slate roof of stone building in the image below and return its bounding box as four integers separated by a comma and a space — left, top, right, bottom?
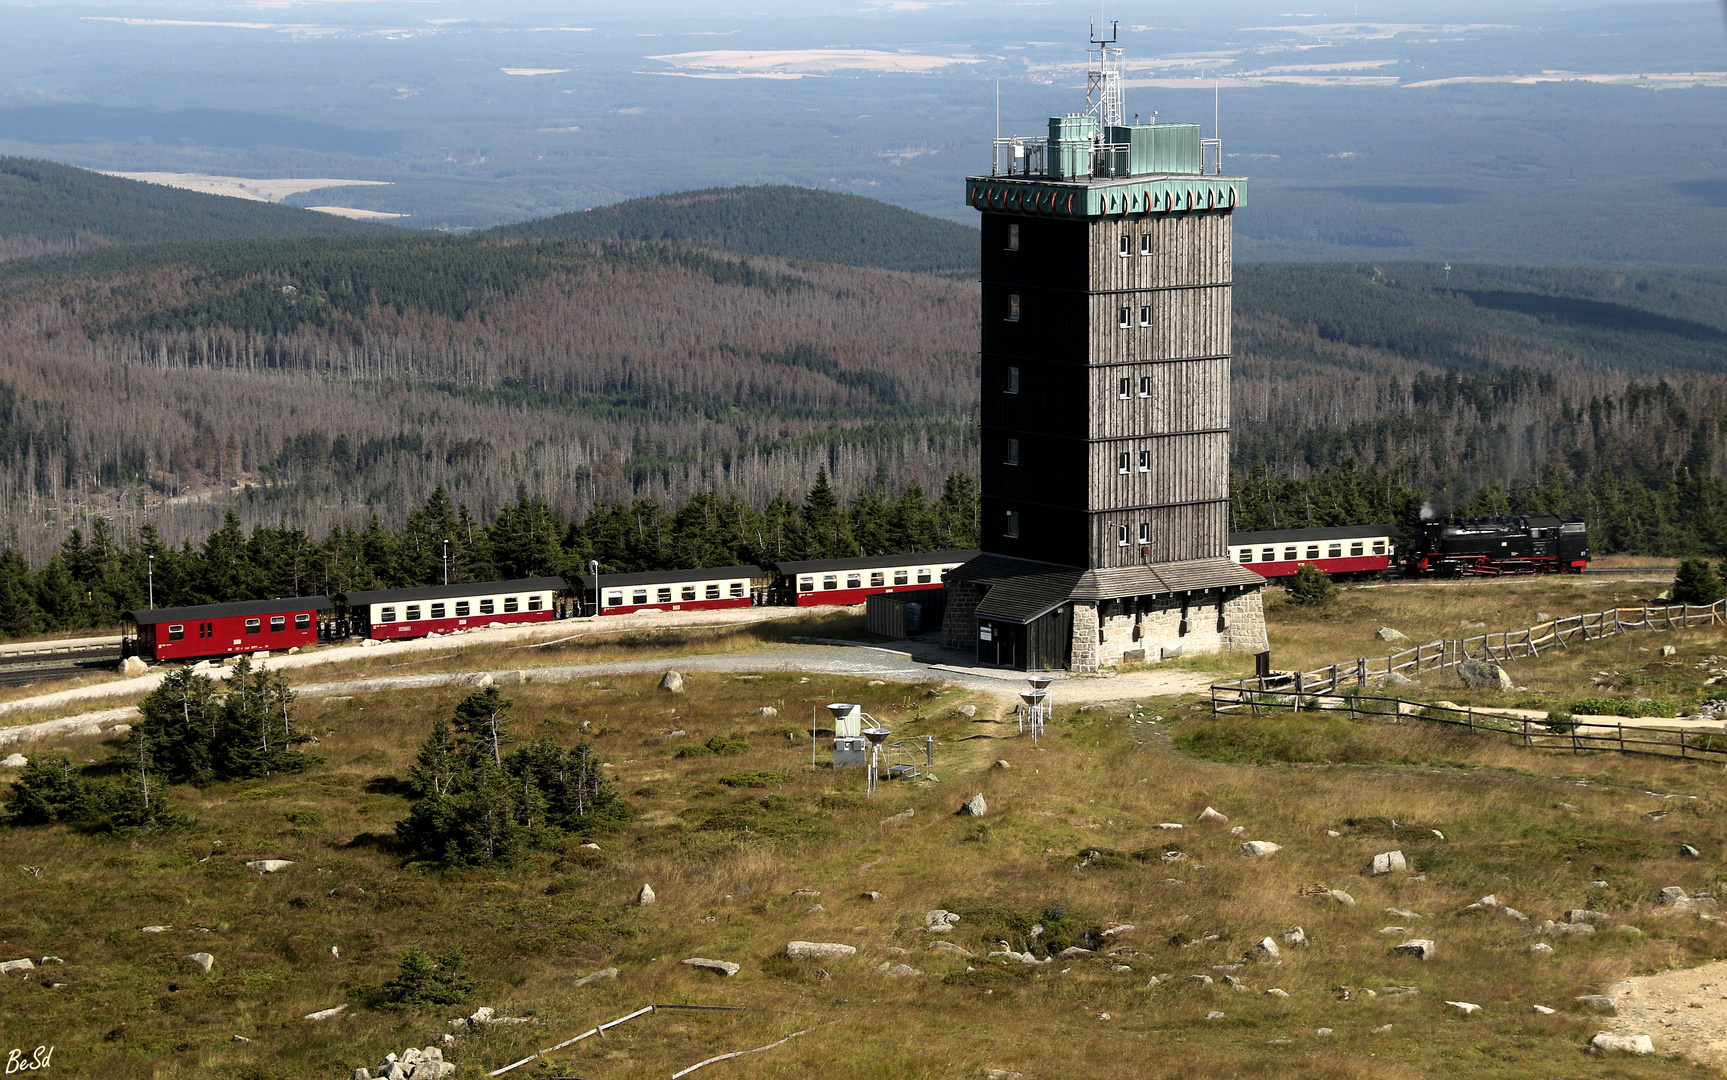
949, 554, 1261, 625
1073, 558, 1265, 599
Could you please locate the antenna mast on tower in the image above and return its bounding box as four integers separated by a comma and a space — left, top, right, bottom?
1087, 18, 1124, 135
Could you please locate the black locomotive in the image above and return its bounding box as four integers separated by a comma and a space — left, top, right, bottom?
1406, 515, 1589, 577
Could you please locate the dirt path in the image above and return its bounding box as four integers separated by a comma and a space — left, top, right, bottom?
1592, 964, 1727, 1069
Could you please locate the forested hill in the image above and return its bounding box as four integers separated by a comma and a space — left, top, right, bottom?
0, 157, 396, 260
488, 185, 978, 277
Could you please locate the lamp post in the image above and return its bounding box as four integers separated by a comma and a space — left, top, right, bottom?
147, 554, 154, 610
590, 559, 601, 618
441, 539, 450, 586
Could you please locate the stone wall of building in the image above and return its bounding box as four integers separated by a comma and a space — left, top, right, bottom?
1070, 586, 1268, 670
941, 580, 983, 651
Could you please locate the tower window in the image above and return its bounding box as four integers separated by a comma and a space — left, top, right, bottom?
1140, 233, 1153, 255
1005, 438, 1019, 465
1117, 452, 1130, 474
1116, 524, 1129, 546
1007, 223, 1020, 250
1118, 377, 1130, 399
1005, 510, 1021, 538
1139, 305, 1150, 326
1118, 306, 1131, 328
1006, 365, 1020, 393
1119, 234, 1131, 257
1139, 375, 1152, 397
1138, 450, 1150, 471
1007, 294, 1021, 321
1138, 522, 1150, 545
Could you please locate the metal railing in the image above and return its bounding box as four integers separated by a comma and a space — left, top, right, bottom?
991, 137, 1047, 177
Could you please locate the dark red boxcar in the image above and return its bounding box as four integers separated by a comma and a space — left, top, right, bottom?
127, 596, 331, 662
339, 577, 566, 640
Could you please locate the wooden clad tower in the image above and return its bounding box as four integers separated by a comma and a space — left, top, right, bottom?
942, 56, 1269, 672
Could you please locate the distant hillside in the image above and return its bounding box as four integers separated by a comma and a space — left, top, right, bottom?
490, 185, 978, 277
0, 157, 395, 259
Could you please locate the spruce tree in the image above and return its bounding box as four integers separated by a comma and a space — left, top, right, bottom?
451, 686, 513, 767
1672, 557, 1727, 605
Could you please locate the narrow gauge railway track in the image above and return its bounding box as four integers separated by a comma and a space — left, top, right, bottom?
0, 648, 122, 688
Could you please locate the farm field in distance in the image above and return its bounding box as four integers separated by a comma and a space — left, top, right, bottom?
2, 575, 1727, 1076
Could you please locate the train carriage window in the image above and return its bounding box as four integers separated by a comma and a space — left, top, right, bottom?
1284, 547, 1297, 561
1350, 542, 1364, 557
681, 586, 696, 601
629, 592, 645, 607
606, 593, 623, 607
480, 598, 495, 614
1263, 549, 1275, 562
822, 575, 838, 590
870, 572, 884, 587
729, 582, 745, 598
1372, 541, 1386, 555
406, 605, 421, 621
455, 601, 470, 617
847, 574, 862, 589
1006, 294, 1021, 321
270, 616, 286, 632
1006, 366, 1020, 394
1239, 549, 1253, 563
1140, 233, 1153, 255
799, 577, 815, 592
380, 606, 396, 623
505, 597, 520, 613
245, 618, 262, 635
429, 604, 445, 620
528, 595, 543, 611
917, 568, 932, 584
296, 613, 311, 630
1305, 546, 1320, 560
1328, 544, 1342, 558
1139, 305, 1150, 326
168, 624, 184, 641
894, 570, 909, 585
659, 587, 674, 603
705, 584, 720, 600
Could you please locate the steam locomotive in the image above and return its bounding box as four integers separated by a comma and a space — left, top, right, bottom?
1405, 515, 1589, 577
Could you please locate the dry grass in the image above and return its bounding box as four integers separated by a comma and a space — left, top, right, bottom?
3, 662, 1726, 1078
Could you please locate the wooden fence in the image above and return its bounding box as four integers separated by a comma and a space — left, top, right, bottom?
1215, 598, 1727, 699
1206, 686, 1727, 766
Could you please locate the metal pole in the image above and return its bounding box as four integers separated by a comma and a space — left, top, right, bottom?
590, 559, 601, 618
147, 554, 154, 610
442, 539, 450, 586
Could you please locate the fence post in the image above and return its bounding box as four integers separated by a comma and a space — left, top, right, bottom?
1329, 664, 1338, 693
1357, 658, 1367, 688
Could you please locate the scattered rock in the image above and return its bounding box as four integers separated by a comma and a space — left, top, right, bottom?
117, 655, 148, 677
1393, 939, 1436, 961
993, 759, 1010, 769
1155, 822, 1184, 830
927, 941, 975, 957
1315, 1027, 1333, 1036
1101, 923, 1135, 938
790, 888, 821, 899
1380, 671, 1415, 688
1374, 626, 1411, 644
1370, 850, 1408, 875
0, 958, 35, 975
1565, 910, 1611, 925
1378, 927, 1407, 936
1463, 894, 1500, 912
1249, 937, 1280, 963
1238, 841, 1281, 858
750, 706, 778, 719
1530, 943, 1554, 955
304, 1004, 347, 1021
1326, 890, 1356, 907
1057, 946, 1093, 957
1659, 886, 1689, 905
573, 967, 618, 988
183, 952, 214, 974
680, 957, 739, 977
1535, 612, 1552, 622
956, 705, 977, 718
0, 753, 27, 767
1680, 844, 1702, 858
580, 842, 600, 851
787, 941, 856, 960
957, 793, 987, 817
1534, 920, 1597, 937
1617, 925, 1644, 937
1532, 1004, 1556, 1014
658, 671, 685, 694
1457, 658, 1513, 691
245, 859, 294, 874
861, 891, 881, 901
1661, 645, 1677, 657
1265, 988, 1289, 998
140, 926, 170, 933
882, 808, 914, 824
1205, 1010, 1225, 1020
1446, 1000, 1481, 1015
1188, 975, 1214, 985
1325, 829, 1342, 838
1229, 825, 1248, 836
1383, 907, 1421, 920
925, 910, 960, 931
1501, 907, 1530, 922
879, 963, 923, 977
1280, 927, 1309, 948
1589, 1032, 1654, 1055
1575, 995, 1618, 1013
636, 883, 656, 906
1222, 975, 1250, 991
1197, 806, 1229, 822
